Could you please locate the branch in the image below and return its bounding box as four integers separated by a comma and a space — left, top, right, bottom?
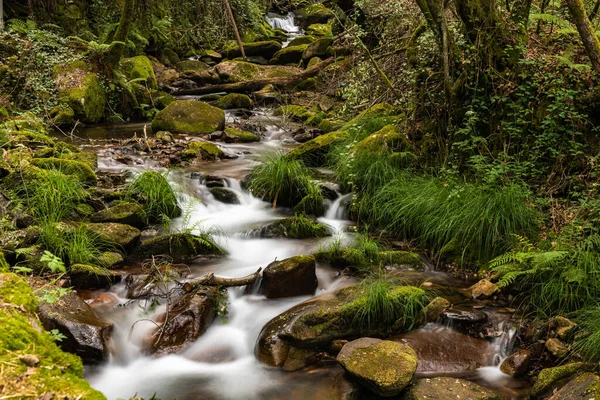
183, 267, 262, 290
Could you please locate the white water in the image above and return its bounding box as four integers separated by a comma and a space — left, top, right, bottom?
265, 12, 303, 48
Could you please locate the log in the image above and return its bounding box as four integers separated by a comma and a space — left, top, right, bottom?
184, 267, 262, 290
173, 57, 336, 96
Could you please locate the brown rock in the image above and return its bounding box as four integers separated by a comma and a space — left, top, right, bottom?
546, 338, 569, 358
499, 349, 532, 377
466, 279, 498, 299
260, 255, 317, 299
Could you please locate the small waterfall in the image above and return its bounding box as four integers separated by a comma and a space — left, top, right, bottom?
265, 12, 299, 33
325, 193, 351, 220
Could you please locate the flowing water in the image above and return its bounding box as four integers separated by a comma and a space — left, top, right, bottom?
265, 12, 302, 48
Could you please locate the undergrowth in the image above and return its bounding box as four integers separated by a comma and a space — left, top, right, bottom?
126, 170, 181, 223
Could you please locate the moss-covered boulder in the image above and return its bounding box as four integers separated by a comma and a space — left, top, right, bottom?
405, 377, 502, 400
121, 56, 157, 90
261, 255, 318, 299
215, 93, 254, 109
285, 129, 346, 166
296, 3, 335, 26
352, 124, 410, 154
222, 40, 283, 59
31, 157, 97, 185
223, 127, 260, 143
302, 38, 334, 61
97, 252, 124, 269
186, 141, 225, 161
154, 91, 176, 110
288, 35, 317, 47
90, 203, 146, 229
307, 56, 323, 69
0, 273, 106, 399
548, 372, 600, 400
532, 363, 588, 397
306, 24, 333, 37
337, 338, 417, 397
152, 100, 225, 134
69, 263, 119, 290
174, 59, 210, 73
271, 44, 309, 65
379, 251, 422, 268
214, 61, 260, 83
85, 222, 141, 250
0, 251, 10, 272
55, 61, 106, 123
274, 104, 316, 122
133, 233, 223, 262
258, 216, 329, 239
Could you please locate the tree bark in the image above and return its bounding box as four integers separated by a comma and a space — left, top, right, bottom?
184, 268, 262, 290
114, 0, 136, 43
566, 0, 600, 76
0, 0, 4, 32
174, 57, 336, 95
224, 0, 247, 60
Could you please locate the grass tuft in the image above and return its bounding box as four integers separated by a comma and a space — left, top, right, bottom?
126, 170, 181, 223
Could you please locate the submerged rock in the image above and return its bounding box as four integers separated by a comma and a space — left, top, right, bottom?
405, 377, 503, 400
90, 202, 146, 229
38, 292, 113, 363
152, 100, 225, 134
261, 255, 318, 299
337, 337, 417, 397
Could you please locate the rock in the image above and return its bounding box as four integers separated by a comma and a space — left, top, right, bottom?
223, 127, 260, 143
222, 40, 282, 59
186, 140, 225, 161
293, 132, 313, 143
209, 187, 240, 204
271, 44, 309, 65
441, 306, 488, 325
151, 288, 217, 355
405, 377, 503, 400
337, 338, 417, 397
121, 56, 157, 90
157, 68, 180, 87
302, 38, 333, 61
379, 251, 423, 268
500, 349, 532, 377
214, 61, 260, 83
85, 222, 141, 250
38, 292, 113, 363
69, 264, 119, 290
258, 216, 330, 239
288, 35, 317, 47
90, 202, 146, 229
55, 60, 106, 123
307, 56, 324, 69
133, 233, 223, 262
254, 84, 281, 104
306, 23, 333, 37
261, 255, 318, 299
19, 354, 41, 367
274, 104, 315, 122
154, 91, 175, 110
30, 158, 97, 185
545, 337, 569, 357
466, 279, 499, 299
174, 59, 210, 73
532, 363, 587, 397
550, 316, 577, 340
151, 100, 225, 134
548, 372, 600, 400
417, 297, 450, 325
296, 3, 335, 26
97, 252, 124, 269
215, 93, 254, 109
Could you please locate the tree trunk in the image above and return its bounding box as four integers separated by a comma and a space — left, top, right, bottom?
223, 0, 247, 60
566, 0, 600, 76
0, 0, 4, 32
114, 0, 136, 43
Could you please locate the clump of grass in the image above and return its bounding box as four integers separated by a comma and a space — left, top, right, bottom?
372, 173, 539, 263
247, 151, 322, 208
28, 169, 88, 224
126, 170, 181, 223
287, 214, 329, 238
40, 224, 111, 267
573, 306, 600, 361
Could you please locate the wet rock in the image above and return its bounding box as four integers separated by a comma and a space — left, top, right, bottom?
209, 187, 240, 204
215, 93, 254, 109
525, 320, 548, 343
532, 362, 589, 397
185, 140, 225, 161
152, 100, 225, 135
500, 349, 532, 377
261, 255, 318, 299
38, 292, 113, 363
465, 279, 499, 299
69, 264, 120, 290
85, 222, 141, 250
545, 337, 569, 357
258, 217, 329, 239
319, 182, 339, 200
549, 316, 577, 340
417, 297, 450, 325
151, 287, 217, 355
441, 306, 488, 325
271, 44, 309, 65
405, 377, 503, 400
209, 130, 224, 140
548, 372, 600, 400
155, 131, 175, 143
337, 337, 417, 397
133, 233, 223, 262
205, 175, 226, 188
379, 251, 423, 268
222, 127, 260, 143
90, 203, 146, 229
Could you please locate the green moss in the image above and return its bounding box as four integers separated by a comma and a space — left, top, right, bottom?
307, 57, 323, 69
305, 111, 325, 125
51, 106, 75, 126
266, 67, 296, 78
274, 105, 315, 122
121, 56, 158, 90
532, 363, 584, 397
318, 118, 345, 133
97, 252, 124, 268
70, 263, 115, 278
302, 38, 333, 60
270, 255, 316, 273
58, 151, 98, 170
187, 141, 225, 160
353, 125, 410, 153
154, 91, 175, 110
379, 251, 422, 267
0, 273, 38, 313
64, 72, 106, 123
264, 216, 330, 239
0, 251, 9, 273
31, 158, 97, 185
75, 203, 95, 216
216, 93, 254, 109
6, 129, 55, 148
306, 24, 333, 37
174, 59, 210, 73
271, 44, 309, 65
297, 3, 334, 24
222, 40, 282, 59
134, 233, 223, 261
288, 36, 317, 47
152, 100, 225, 134
216, 61, 260, 83
85, 223, 141, 249
224, 127, 260, 142
285, 130, 347, 166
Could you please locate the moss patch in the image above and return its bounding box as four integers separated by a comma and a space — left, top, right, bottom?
532, 363, 585, 397
271, 44, 309, 65
0, 273, 38, 312
216, 93, 254, 109
55, 61, 106, 123
306, 24, 332, 37
186, 141, 225, 160
224, 127, 260, 143
31, 157, 97, 185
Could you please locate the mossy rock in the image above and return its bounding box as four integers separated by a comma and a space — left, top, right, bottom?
0, 277, 106, 399
379, 251, 422, 267
133, 233, 223, 262
55, 61, 106, 123
31, 157, 97, 185
153, 91, 175, 110
121, 56, 158, 90
318, 118, 344, 133
258, 216, 330, 239
58, 150, 98, 170
51, 106, 76, 126
223, 127, 260, 143
261, 255, 318, 298
288, 36, 317, 47
405, 377, 502, 400
306, 24, 333, 37
152, 100, 225, 134
186, 141, 225, 161
1, 113, 46, 133
266, 67, 297, 78
5, 129, 55, 148
352, 124, 410, 154
285, 129, 346, 166
548, 372, 600, 399
271, 44, 309, 65
215, 93, 254, 109
0, 251, 10, 273
295, 78, 318, 91
313, 247, 369, 269
214, 61, 260, 83
85, 222, 141, 250
70, 264, 118, 290
90, 203, 146, 229
296, 3, 334, 26
274, 104, 315, 122
307, 57, 323, 69
174, 59, 210, 73
209, 187, 240, 204
302, 38, 334, 61
222, 40, 283, 59
532, 363, 588, 397
97, 252, 124, 269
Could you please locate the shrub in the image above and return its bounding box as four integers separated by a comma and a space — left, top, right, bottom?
126, 170, 181, 223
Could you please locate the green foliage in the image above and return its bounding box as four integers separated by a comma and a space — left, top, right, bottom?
573, 306, 600, 361
37, 287, 71, 305
40, 225, 111, 269
40, 251, 66, 274
49, 329, 68, 342
126, 170, 181, 224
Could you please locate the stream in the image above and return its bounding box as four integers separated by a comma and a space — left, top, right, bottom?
68, 13, 533, 400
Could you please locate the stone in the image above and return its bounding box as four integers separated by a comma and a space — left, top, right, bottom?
441, 306, 488, 325
31, 157, 97, 185
69, 264, 119, 290
306, 23, 333, 37
222, 40, 282, 59
54, 60, 106, 123
19, 354, 40, 367
296, 3, 335, 26
97, 252, 124, 269
500, 349, 532, 377
257, 217, 329, 239
90, 202, 146, 229
337, 338, 417, 397
133, 233, 223, 262
417, 296, 450, 325
121, 56, 157, 89
215, 93, 254, 109
405, 377, 503, 400
546, 337, 569, 357
209, 187, 240, 204
85, 222, 141, 250
550, 316, 577, 340
223, 127, 260, 143
151, 100, 225, 134
174, 59, 210, 73
261, 255, 318, 299
548, 372, 600, 400
302, 38, 333, 61
288, 35, 317, 47
466, 279, 499, 299
532, 363, 587, 397
214, 61, 260, 83
271, 44, 309, 65
186, 140, 225, 161
38, 292, 113, 363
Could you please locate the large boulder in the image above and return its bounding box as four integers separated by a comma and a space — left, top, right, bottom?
500, 349, 532, 377
152, 100, 225, 134
306, 24, 333, 37
337, 337, 417, 397
271, 44, 309, 65
548, 372, 600, 400
90, 202, 146, 229
405, 377, 503, 400
222, 40, 282, 59
261, 255, 318, 299
215, 93, 254, 109
151, 288, 217, 355
214, 61, 260, 83
296, 3, 335, 26
174, 59, 210, 73
85, 222, 141, 250
54, 60, 106, 123
121, 56, 157, 90
302, 38, 333, 61
133, 233, 223, 262
38, 292, 113, 363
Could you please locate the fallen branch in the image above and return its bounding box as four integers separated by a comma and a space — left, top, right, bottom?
173, 57, 336, 96
183, 267, 262, 290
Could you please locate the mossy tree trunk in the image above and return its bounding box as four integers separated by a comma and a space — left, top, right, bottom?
106, 0, 137, 68
566, 0, 600, 76
0, 0, 4, 31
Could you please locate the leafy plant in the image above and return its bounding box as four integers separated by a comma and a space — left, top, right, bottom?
49, 329, 68, 342
40, 250, 66, 273
38, 287, 71, 304
126, 170, 181, 224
